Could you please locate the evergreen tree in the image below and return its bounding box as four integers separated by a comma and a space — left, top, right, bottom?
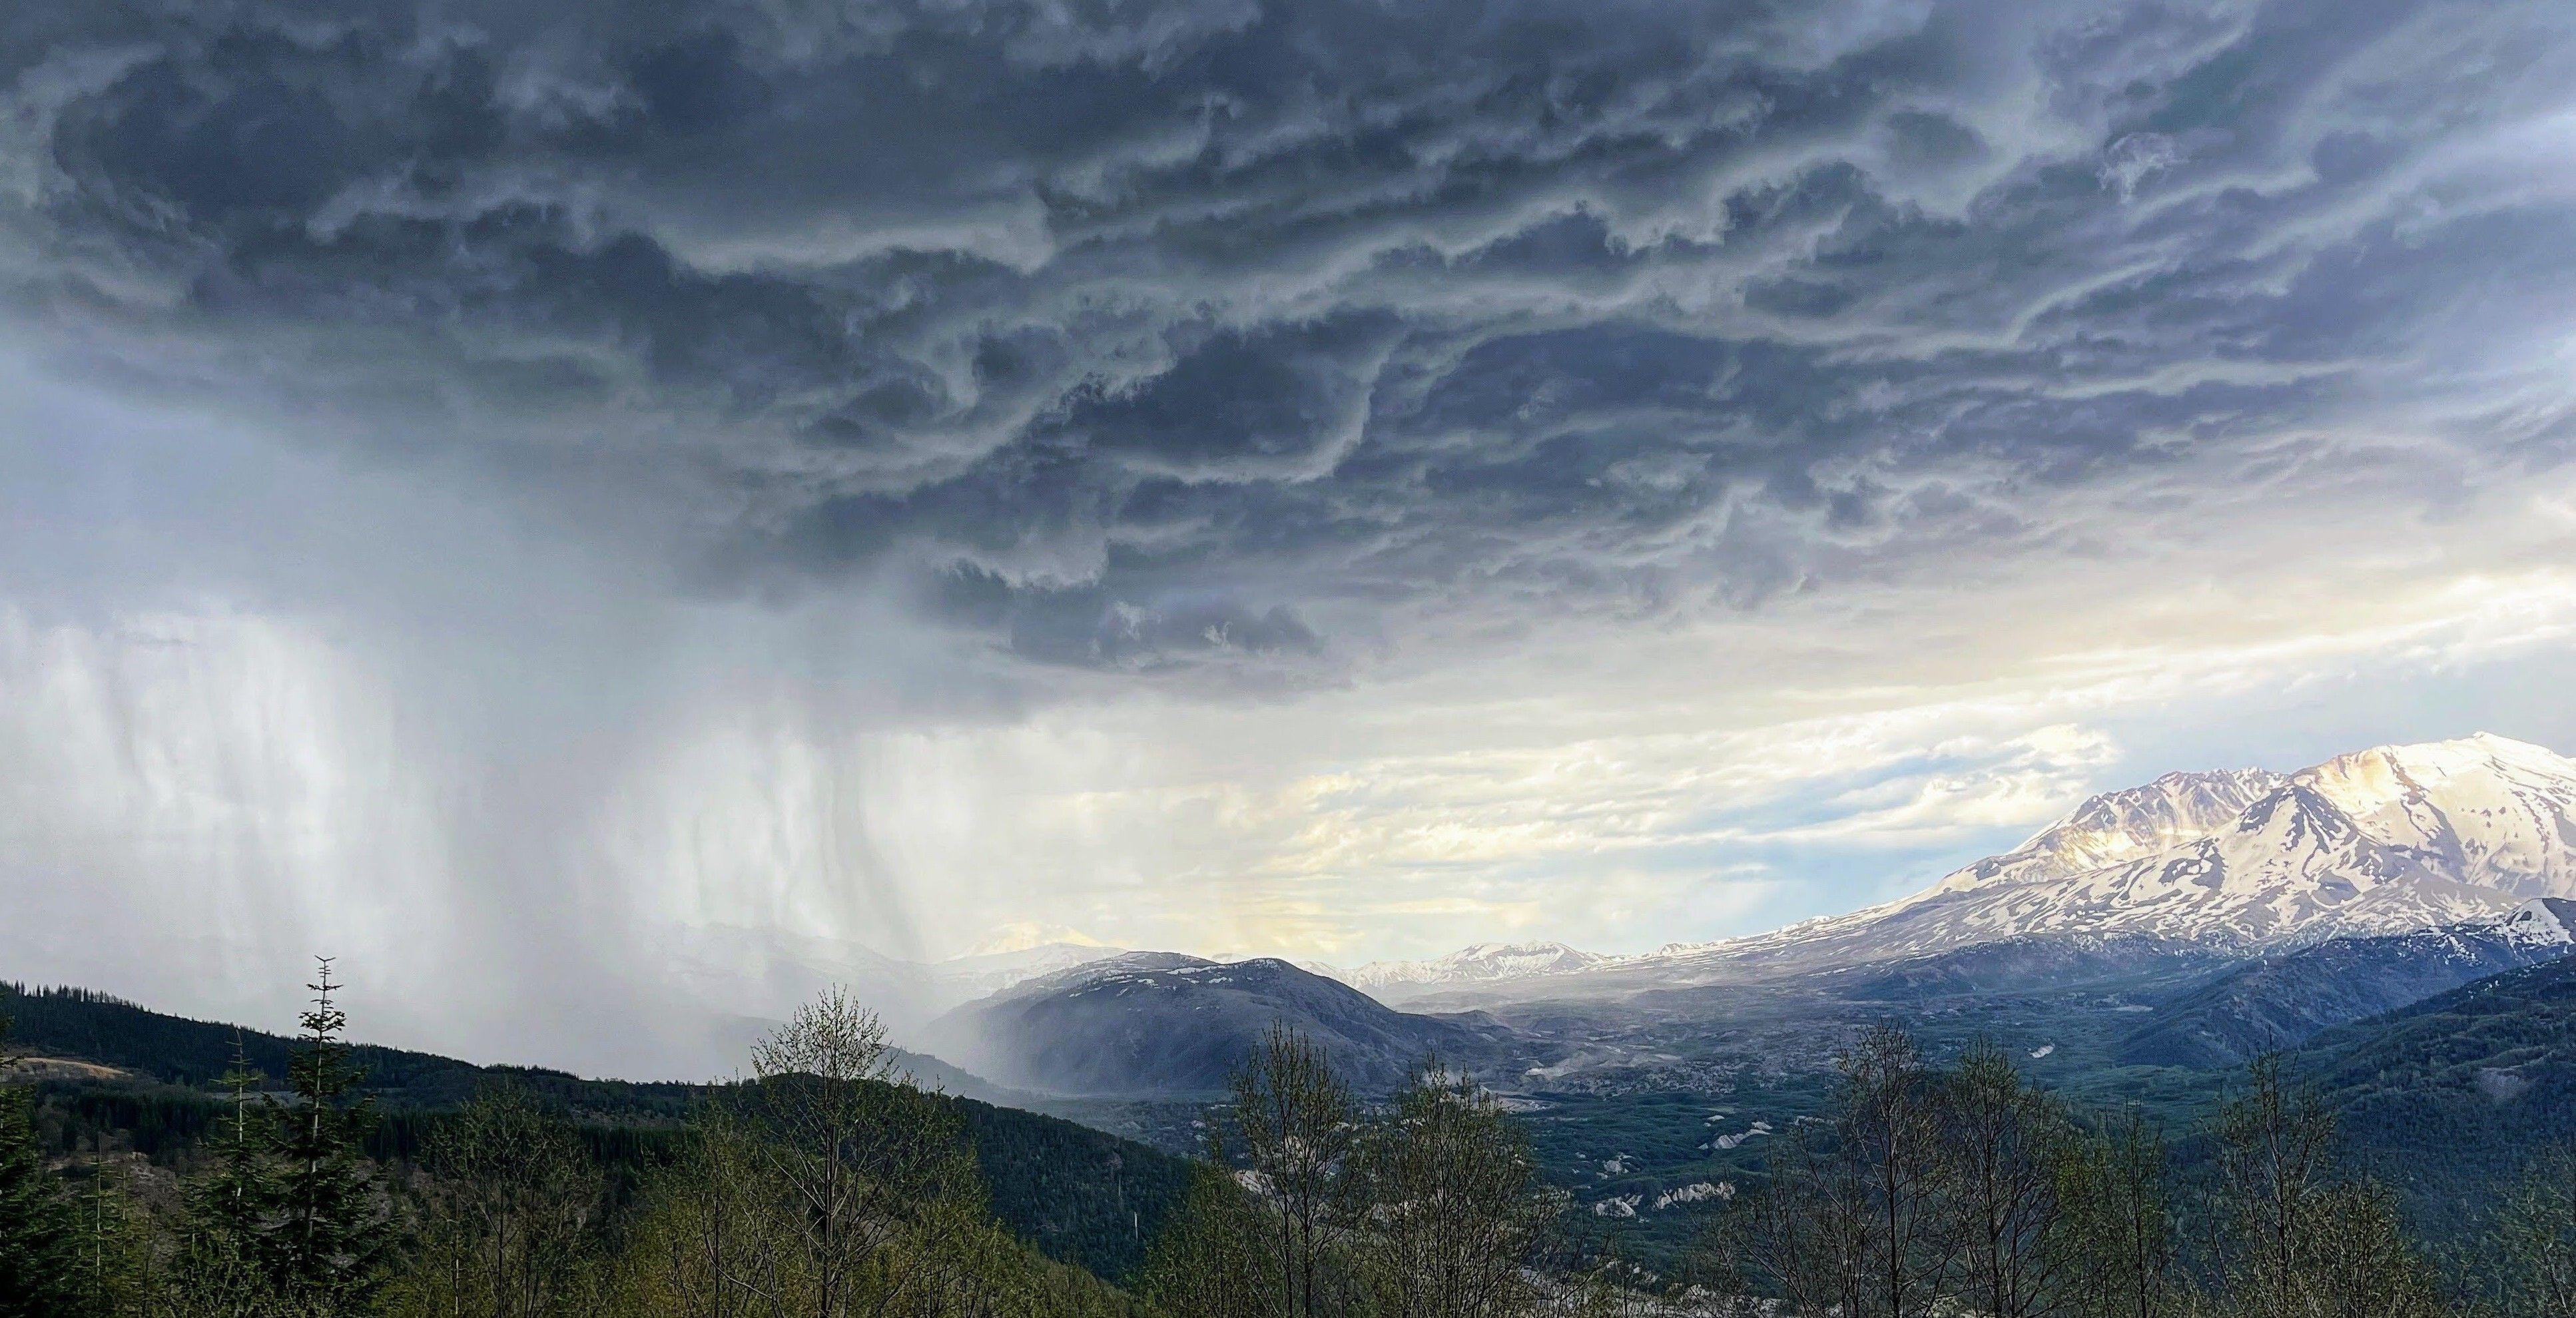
0, 1009, 95, 1317
268, 958, 389, 1314
69, 1156, 147, 1318
171, 1032, 285, 1315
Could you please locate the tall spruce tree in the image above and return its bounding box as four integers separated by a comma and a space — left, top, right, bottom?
172, 1032, 284, 1315
269, 958, 388, 1314
69, 1158, 144, 1318
0, 1009, 93, 1317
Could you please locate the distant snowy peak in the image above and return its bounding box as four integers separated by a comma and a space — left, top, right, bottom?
1883, 735, 2576, 953
1333, 942, 1609, 992
1932, 767, 2288, 894
1299, 734, 2576, 1000
1605, 736, 2573, 976
2295, 734, 2576, 898
1883, 782, 2522, 950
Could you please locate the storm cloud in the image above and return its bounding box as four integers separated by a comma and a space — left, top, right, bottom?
5, 0, 2576, 1071
9, 0, 2568, 672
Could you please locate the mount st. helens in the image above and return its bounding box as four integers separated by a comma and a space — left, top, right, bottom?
637, 735, 2576, 1080
904, 735, 2576, 1109
1313, 734, 2576, 1001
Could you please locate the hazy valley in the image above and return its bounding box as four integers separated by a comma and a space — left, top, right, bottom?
23, 735, 2576, 1283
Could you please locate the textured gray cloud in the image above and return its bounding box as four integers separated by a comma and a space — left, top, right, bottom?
6, 0, 2576, 1070
11, 0, 2572, 681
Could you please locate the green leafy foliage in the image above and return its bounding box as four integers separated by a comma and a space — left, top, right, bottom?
1135, 1162, 1281, 1318
390, 1086, 604, 1317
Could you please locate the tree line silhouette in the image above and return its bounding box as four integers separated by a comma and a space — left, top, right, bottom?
5, 967, 2576, 1316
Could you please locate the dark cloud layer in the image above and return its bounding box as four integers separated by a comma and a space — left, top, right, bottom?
7, 0, 2574, 675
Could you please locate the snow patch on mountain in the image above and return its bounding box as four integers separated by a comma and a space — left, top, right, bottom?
1929, 767, 2291, 894
2494, 896, 2576, 948
2296, 734, 2576, 898
1325, 942, 1609, 994
1360, 735, 2576, 994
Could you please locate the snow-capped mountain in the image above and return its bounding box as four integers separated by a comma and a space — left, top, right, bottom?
2296, 734, 2576, 897
1353, 735, 2576, 1002
1861, 781, 2521, 951
1929, 767, 2291, 892
1323, 942, 1608, 999
1712, 734, 2576, 960
1748, 736, 2576, 956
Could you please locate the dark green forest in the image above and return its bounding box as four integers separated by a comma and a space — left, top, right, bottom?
0, 978, 1193, 1289
7, 968, 2576, 1317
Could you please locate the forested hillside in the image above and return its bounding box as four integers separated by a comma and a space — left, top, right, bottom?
0, 979, 1189, 1288
9, 962, 2576, 1316
2122, 922, 2573, 1068
2300, 956, 2576, 1239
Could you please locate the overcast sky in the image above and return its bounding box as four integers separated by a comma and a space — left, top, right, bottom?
5, 0, 2576, 1070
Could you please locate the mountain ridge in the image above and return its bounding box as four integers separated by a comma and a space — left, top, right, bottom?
1326, 942, 1610, 1002
0, 981, 1192, 1281
2119, 896, 2576, 1067
922, 953, 1512, 1096
1309, 734, 2576, 1002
